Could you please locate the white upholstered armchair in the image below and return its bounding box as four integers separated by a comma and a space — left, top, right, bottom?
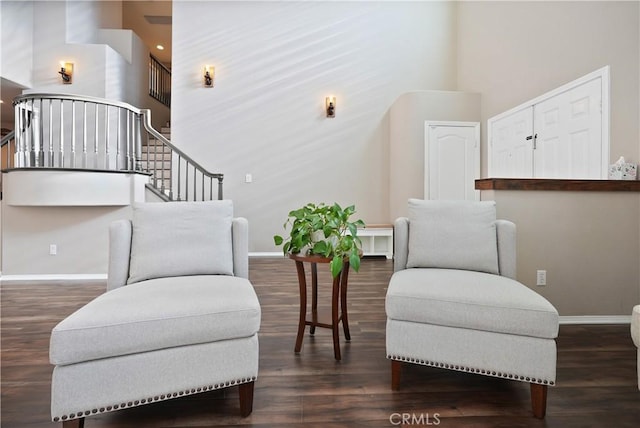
632, 305, 640, 390
49, 201, 261, 427
386, 199, 559, 418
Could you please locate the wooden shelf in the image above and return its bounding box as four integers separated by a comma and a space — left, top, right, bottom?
476, 178, 640, 192
358, 225, 393, 259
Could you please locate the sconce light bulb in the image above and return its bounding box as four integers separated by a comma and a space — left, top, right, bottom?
326, 96, 336, 118
204, 66, 215, 87
58, 62, 73, 84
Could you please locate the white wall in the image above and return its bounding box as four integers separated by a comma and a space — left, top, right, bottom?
26, 1, 109, 97
0, 0, 34, 88
66, 0, 122, 43
0, 0, 165, 276
0, 169, 148, 276
458, 1, 640, 316
482, 190, 639, 317
172, 0, 458, 252
2, 204, 131, 276
457, 0, 640, 174
24, 1, 145, 104
389, 90, 481, 221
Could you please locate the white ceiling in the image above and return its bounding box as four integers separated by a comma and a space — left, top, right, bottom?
123, 0, 172, 66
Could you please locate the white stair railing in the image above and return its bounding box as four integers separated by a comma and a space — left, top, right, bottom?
3, 93, 223, 201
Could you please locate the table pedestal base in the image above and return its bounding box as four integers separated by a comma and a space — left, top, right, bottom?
291, 255, 351, 361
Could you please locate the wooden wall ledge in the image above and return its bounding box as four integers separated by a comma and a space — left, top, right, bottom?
475, 178, 640, 192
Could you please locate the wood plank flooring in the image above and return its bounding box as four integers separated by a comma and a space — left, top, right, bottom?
2, 257, 639, 427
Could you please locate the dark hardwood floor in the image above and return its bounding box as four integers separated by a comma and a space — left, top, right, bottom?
2, 257, 639, 427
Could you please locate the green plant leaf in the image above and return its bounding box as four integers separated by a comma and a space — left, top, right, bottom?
274, 235, 283, 245
337, 235, 351, 252
312, 240, 329, 256
349, 250, 361, 272
330, 255, 343, 278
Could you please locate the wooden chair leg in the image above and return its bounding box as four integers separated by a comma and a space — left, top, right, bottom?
530, 383, 548, 418
238, 381, 255, 417
62, 417, 84, 428
391, 359, 402, 391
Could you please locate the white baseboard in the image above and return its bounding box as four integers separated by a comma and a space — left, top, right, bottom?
559, 315, 631, 325
249, 252, 284, 257
1, 273, 107, 282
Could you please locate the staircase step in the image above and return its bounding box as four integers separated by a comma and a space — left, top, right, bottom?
143, 140, 172, 150
151, 178, 172, 189
141, 162, 172, 171
140, 152, 172, 161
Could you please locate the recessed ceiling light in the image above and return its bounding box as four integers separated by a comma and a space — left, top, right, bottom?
156, 45, 165, 50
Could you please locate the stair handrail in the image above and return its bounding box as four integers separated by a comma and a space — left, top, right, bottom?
138, 108, 224, 200
8, 93, 223, 200
1, 130, 15, 148
138, 109, 223, 181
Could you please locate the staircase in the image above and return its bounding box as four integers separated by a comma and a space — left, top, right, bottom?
3, 93, 224, 203
141, 125, 172, 197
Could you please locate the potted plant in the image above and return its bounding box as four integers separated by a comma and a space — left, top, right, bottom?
274, 202, 366, 277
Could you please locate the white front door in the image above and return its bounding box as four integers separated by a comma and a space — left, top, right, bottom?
425, 122, 480, 201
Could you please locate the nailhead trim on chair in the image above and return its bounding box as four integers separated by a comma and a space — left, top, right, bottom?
387, 355, 555, 386
52, 376, 257, 422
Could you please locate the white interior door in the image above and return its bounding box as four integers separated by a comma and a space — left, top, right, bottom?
488, 67, 608, 179
425, 122, 480, 201
534, 77, 603, 178
489, 107, 534, 177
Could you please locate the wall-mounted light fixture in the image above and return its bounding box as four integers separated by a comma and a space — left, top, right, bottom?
326, 96, 336, 118
203, 65, 215, 88
58, 62, 73, 84
59, 62, 73, 84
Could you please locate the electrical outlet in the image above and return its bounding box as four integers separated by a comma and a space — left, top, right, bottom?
536, 270, 547, 286
245, 173, 252, 183
49, 244, 58, 256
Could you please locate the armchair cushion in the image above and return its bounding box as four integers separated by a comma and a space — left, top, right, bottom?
406, 199, 499, 274
128, 201, 234, 284
386, 268, 559, 339
50, 275, 261, 366
632, 305, 640, 348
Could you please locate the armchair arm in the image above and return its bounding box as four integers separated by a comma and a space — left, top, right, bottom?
394, 217, 409, 272
107, 219, 132, 291
496, 219, 517, 279
232, 217, 249, 279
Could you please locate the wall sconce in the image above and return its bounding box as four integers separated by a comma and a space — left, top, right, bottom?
326, 96, 336, 118
203, 65, 215, 88
58, 62, 73, 84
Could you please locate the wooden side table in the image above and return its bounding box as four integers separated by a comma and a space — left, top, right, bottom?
289, 253, 351, 360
